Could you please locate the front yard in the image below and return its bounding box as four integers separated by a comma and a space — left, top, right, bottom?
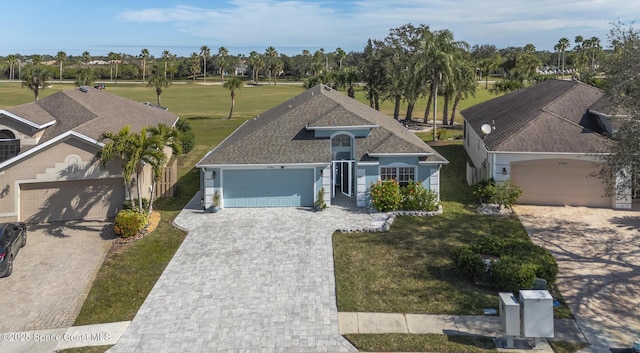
334, 142, 535, 315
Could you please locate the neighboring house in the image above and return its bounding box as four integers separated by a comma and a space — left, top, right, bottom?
196, 84, 448, 209
0, 87, 179, 223
462, 79, 630, 209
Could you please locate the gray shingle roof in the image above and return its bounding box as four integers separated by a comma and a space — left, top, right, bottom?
461, 79, 610, 153
5, 87, 179, 143
198, 84, 447, 166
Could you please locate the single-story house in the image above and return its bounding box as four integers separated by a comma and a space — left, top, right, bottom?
0, 87, 179, 223
461, 79, 630, 209
196, 84, 448, 209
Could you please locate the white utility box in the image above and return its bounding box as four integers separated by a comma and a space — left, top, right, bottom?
519, 289, 554, 338
499, 292, 520, 348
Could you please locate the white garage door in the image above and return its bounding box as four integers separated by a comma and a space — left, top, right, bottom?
511, 159, 610, 208
20, 178, 125, 223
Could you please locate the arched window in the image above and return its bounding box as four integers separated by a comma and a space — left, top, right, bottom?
0, 129, 16, 140
0, 129, 19, 162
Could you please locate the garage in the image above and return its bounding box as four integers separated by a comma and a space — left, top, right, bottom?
20, 178, 125, 223
511, 159, 610, 207
223, 169, 314, 207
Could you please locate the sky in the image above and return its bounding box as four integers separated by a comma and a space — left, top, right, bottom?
1, 0, 639, 58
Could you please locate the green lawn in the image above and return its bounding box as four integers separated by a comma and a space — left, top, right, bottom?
334, 141, 563, 315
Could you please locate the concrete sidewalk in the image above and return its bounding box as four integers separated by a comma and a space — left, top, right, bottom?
0, 313, 589, 352
0, 312, 587, 353
339, 312, 589, 352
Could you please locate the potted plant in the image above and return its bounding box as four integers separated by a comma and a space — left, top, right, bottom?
210, 190, 221, 213
313, 188, 327, 211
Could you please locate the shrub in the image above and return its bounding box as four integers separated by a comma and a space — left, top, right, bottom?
399, 181, 439, 211
114, 209, 148, 238
370, 180, 401, 211
122, 198, 150, 212
454, 246, 486, 280
487, 180, 523, 209
472, 179, 495, 203
175, 119, 195, 153
491, 256, 537, 292
460, 237, 558, 289
502, 240, 558, 284
470, 236, 505, 256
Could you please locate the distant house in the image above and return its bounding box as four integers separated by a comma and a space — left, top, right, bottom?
462, 79, 630, 209
196, 84, 448, 209
0, 87, 179, 223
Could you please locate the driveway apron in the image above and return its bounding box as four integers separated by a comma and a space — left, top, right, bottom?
514, 205, 640, 353
108, 193, 379, 353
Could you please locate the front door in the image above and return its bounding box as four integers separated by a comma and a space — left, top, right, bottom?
333, 160, 354, 197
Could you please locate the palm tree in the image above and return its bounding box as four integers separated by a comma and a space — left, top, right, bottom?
265, 46, 280, 85
418, 29, 468, 139
145, 124, 181, 214
223, 77, 243, 119
335, 47, 346, 69
75, 67, 95, 87
200, 46, 210, 82
478, 55, 500, 89
557, 37, 570, 79
108, 52, 117, 81
82, 51, 91, 65
189, 52, 201, 81
140, 48, 150, 83
96, 126, 136, 205
148, 68, 170, 106
21, 64, 51, 101
7, 54, 17, 81
113, 53, 122, 83
248, 51, 262, 84
56, 51, 66, 83
161, 50, 172, 77
127, 127, 167, 213
217, 46, 229, 82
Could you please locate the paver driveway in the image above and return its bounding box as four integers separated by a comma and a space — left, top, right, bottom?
0, 221, 113, 333
109, 194, 383, 353
514, 205, 640, 353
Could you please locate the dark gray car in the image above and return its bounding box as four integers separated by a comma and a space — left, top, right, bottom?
0, 222, 27, 277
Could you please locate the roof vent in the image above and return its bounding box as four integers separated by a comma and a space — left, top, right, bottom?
78, 86, 89, 93
324, 86, 331, 91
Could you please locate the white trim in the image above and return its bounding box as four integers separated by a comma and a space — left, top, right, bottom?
198, 162, 328, 169
0, 109, 55, 129
419, 160, 449, 165
367, 152, 432, 157
492, 150, 609, 156
306, 125, 379, 131
0, 131, 101, 170
358, 161, 379, 166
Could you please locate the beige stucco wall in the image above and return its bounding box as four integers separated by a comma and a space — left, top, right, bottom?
0, 137, 123, 220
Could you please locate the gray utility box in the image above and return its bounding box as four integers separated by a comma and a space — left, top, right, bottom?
519, 290, 554, 338
499, 292, 520, 336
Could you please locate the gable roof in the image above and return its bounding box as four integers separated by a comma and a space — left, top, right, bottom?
461, 79, 611, 153
198, 84, 447, 166
4, 87, 179, 144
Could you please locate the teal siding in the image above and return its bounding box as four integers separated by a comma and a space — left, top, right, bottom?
223, 169, 314, 207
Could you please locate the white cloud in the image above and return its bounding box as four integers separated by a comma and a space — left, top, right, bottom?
117, 0, 640, 51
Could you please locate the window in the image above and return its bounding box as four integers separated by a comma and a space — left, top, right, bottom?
0, 129, 19, 162
380, 166, 416, 187
332, 134, 351, 147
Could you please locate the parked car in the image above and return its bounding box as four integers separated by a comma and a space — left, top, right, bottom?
0, 222, 27, 278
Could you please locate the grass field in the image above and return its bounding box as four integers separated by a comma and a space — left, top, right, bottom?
0, 79, 498, 124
